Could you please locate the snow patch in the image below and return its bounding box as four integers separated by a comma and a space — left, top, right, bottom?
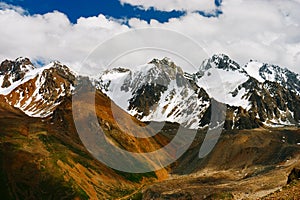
196, 67, 249, 108
244, 61, 264, 82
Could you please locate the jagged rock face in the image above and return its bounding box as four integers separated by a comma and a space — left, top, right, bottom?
128, 83, 168, 117
225, 106, 262, 130
254, 80, 300, 123
229, 78, 300, 127
0, 58, 76, 117
0, 58, 34, 88
38, 64, 75, 102
197, 54, 245, 77
194, 54, 300, 129
127, 59, 195, 119
199, 100, 262, 130
259, 64, 300, 95
207, 54, 242, 71
98, 58, 210, 129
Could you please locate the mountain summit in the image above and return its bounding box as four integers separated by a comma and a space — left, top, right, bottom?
98, 57, 210, 129
0, 58, 75, 117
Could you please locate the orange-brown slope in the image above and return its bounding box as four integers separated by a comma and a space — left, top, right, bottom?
0, 97, 138, 199
0, 81, 173, 199
55, 81, 172, 178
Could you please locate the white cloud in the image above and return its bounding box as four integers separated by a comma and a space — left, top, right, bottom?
152, 0, 300, 74
0, 2, 27, 15
0, 0, 300, 75
0, 9, 129, 71
119, 0, 217, 12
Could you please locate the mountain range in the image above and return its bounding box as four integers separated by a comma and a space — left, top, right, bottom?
98, 54, 300, 130
1, 54, 299, 129
1, 54, 299, 130
0, 54, 300, 199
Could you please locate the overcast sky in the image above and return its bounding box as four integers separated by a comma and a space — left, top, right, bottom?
0, 0, 299, 74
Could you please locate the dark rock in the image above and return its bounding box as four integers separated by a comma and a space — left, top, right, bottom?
287, 168, 300, 184
0, 58, 34, 88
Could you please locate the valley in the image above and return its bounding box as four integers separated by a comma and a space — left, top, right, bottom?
142, 127, 300, 199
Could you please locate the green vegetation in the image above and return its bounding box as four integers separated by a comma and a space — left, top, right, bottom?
112, 187, 135, 197
129, 192, 143, 200
0, 142, 90, 200
39, 134, 83, 160
115, 170, 157, 183
38, 174, 89, 200
38, 133, 99, 170
38, 134, 72, 165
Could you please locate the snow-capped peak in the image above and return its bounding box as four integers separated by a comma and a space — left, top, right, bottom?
194, 54, 300, 128
195, 54, 250, 108
0, 58, 76, 117
98, 58, 210, 129
244, 61, 300, 95
199, 54, 244, 73
196, 54, 300, 109
0, 61, 57, 95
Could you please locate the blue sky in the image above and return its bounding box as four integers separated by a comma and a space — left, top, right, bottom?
0, 0, 222, 23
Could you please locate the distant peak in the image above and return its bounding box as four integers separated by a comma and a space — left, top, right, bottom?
51, 60, 62, 66
0, 57, 35, 75
15, 57, 32, 64
149, 57, 174, 66
103, 67, 130, 74
211, 54, 235, 65
211, 53, 230, 60
1, 57, 34, 67
199, 54, 241, 72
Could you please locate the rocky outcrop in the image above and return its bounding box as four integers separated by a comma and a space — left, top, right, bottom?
0, 57, 34, 88
0, 58, 76, 117
287, 168, 300, 184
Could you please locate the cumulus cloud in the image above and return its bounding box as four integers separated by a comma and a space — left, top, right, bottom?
0, 0, 300, 75
0, 2, 27, 14
119, 0, 217, 12
126, 0, 300, 74
0, 9, 129, 71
